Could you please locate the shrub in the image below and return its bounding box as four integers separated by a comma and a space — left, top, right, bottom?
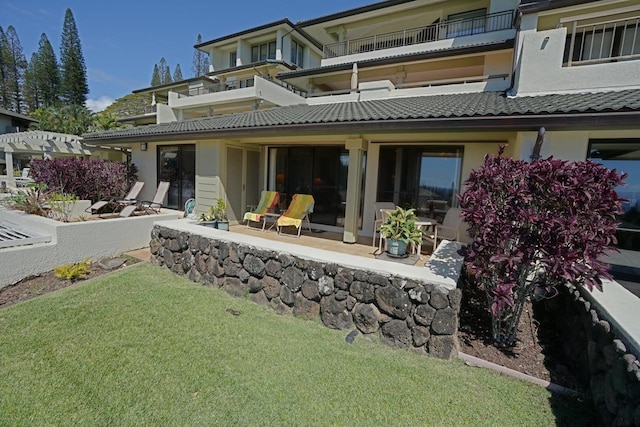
1, 183, 52, 216
30, 158, 137, 202
48, 192, 80, 222
54, 260, 91, 281
459, 147, 625, 346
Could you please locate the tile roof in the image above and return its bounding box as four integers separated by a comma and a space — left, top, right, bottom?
83, 89, 640, 141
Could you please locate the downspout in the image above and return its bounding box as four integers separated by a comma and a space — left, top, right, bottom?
505, 10, 522, 98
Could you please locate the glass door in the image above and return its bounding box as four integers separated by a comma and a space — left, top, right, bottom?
158, 145, 195, 209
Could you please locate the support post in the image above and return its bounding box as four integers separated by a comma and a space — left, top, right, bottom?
343, 138, 367, 243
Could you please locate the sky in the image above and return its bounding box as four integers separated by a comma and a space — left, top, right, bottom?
1, 0, 369, 112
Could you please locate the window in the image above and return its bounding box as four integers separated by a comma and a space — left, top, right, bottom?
251, 41, 276, 62
564, 22, 640, 65
229, 51, 237, 67
377, 146, 463, 221
446, 9, 487, 38
588, 139, 640, 251
291, 40, 304, 66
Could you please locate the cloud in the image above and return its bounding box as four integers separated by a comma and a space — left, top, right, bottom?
86, 96, 114, 113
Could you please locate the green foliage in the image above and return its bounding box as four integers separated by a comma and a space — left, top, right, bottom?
54, 259, 90, 281
150, 64, 160, 86
48, 192, 79, 222
90, 111, 120, 131
173, 64, 183, 82
158, 57, 172, 85
214, 197, 228, 221
102, 93, 152, 118
31, 104, 93, 134
192, 34, 210, 77
378, 206, 423, 246
59, 8, 88, 105
2, 183, 52, 216
198, 205, 216, 222
24, 33, 60, 111
1, 25, 28, 113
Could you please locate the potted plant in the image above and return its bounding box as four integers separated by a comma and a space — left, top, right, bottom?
378, 206, 423, 257
213, 197, 230, 231
199, 205, 217, 228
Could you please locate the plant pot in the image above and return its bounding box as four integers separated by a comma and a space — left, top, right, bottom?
386, 238, 408, 257
217, 220, 230, 231
201, 220, 218, 228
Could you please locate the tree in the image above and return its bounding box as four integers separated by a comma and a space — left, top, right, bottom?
150, 64, 161, 86
459, 147, 626, 346
31, 104, 93, 135
59, 8, 88, 105
91, 111, 120, 131
2, 26, 28, 113
158, 57, 172, 84
35, 33, 60, 108
0, 27, 10, 109
173, 64, 183, 82
192, 34, 209, 77
23, 53, 41, 111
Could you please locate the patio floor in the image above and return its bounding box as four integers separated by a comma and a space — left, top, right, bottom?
229, 223, 432, 266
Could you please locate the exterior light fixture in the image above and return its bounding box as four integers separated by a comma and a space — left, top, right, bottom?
140, 142, 147, 151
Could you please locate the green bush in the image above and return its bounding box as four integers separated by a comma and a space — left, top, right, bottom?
54, 260, 91, 281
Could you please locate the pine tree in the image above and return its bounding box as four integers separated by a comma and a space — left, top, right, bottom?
192, 34, 210, 77
3, 26, 28, 113
36, 33, 60, 108
158, 57, 172, 84
0, 27, 9, 109
23, 53, 41, 111
173, 64, 183, 82
151, 64, 161, 86
59, 8, 88, 105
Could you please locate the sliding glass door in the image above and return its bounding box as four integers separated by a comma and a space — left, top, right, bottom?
157, 145, 195, 209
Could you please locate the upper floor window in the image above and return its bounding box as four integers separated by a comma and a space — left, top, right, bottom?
563, 17, 640, 66
291, 40, 304, 66
229, 51, 237, 67
446, 9, 487, 38
251, 41, 276, 62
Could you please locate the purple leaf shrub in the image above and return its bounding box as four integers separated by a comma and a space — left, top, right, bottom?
459, 147, 626, 346
30, 158, 135, 203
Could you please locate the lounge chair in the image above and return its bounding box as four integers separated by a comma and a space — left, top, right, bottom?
277, 194, 315, 237
15, 168, 34, 187
85, 181, 144, 217
243, 191, 280, 230
422, 207, 465, 252
121, 181, 170, 216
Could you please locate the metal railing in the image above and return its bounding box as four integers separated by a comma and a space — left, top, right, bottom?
323, 9, 514, 59
143, 104, 157, 114
564, 15, 640, 66
175, 77, 256, 98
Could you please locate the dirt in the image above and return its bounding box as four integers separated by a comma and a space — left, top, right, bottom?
458, 279, 582, 391
0, 257, 580, 390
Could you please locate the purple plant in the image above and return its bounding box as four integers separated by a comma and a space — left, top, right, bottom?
30, 158, 135, 202
459, 147, 626, 346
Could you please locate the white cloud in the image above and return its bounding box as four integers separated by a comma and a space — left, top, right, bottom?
86, 96, 115, 113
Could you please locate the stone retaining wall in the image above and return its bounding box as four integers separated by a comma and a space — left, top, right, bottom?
149, 225, 462, 359
538, 285, 640, 425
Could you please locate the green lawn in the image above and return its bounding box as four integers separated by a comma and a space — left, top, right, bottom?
0, 264, 591, 426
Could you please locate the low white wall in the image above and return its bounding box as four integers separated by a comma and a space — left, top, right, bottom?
0, 209, 180, 288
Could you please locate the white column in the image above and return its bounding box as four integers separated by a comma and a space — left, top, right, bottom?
343, 137, 368, 243
4, 149, 15, 186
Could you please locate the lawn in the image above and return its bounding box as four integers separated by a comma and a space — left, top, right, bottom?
0, 264, 590, 426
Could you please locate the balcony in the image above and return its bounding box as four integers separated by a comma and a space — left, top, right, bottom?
175, 78, 255, 98
322, 10, 515, 59
564, 15, 640, 66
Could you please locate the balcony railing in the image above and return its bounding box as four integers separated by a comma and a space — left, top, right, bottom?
143, 104, 157, 114
175, 78, 256, 98
564, 15, 640, 66
323, 9, 515, 59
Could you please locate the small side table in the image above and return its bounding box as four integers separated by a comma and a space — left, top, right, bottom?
262, 212, 281, 231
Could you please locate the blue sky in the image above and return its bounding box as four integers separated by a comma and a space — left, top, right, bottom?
1, 0, 368, 112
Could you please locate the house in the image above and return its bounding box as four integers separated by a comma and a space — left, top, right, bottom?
83, 0, 640, 250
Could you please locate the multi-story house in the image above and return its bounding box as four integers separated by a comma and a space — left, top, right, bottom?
84, 0, 640, 251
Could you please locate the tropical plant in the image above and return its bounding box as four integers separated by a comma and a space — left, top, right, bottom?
2, 183, 52, 216
199, 205, 216, 222
458, 147, 626, 346
214, 197, 229, 222
378, 206, 423, 246
48, 192, 79, 222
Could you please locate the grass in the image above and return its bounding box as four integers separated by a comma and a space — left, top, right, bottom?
0, 264, 591, 426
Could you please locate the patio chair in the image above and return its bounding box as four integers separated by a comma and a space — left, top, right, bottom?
372, 201, 396, 247
243, 191, 280, 229
422, 207, 465, 252
277, 194, 315, 237
15, 168, 34, 187
85, 181, 144, 217
131, 181, 170, 215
